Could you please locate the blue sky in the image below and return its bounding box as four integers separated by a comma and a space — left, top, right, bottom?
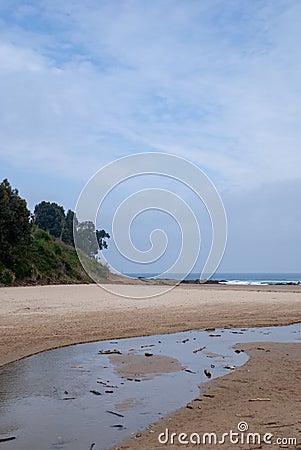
0, 0, 301, 273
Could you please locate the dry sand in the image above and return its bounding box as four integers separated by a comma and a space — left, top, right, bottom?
0, 283, 300, 449
0, 283, 300, 367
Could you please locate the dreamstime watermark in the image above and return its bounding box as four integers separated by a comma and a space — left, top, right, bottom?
74, 153, 227, 298
158, 422, 297, 446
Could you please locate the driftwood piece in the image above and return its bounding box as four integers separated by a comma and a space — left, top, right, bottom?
184, 368, 196, 374
193, 346, 206, 353
106, 410, 124, 418
0, 436, 16, 443
90, 389, 102, 395
98, 349, 122, 355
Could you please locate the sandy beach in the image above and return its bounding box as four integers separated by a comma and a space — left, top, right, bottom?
0, 283, 300, 367
0, 283, 300, 449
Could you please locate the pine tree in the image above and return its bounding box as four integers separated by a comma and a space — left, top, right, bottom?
0, 179, 32, 269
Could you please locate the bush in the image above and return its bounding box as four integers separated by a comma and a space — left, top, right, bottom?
0, 267, 16, 284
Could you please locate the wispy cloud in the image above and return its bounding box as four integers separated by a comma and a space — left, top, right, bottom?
0, 0, 300, 190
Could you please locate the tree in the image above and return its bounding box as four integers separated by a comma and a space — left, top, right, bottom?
96, 229, 110, 249
75, 220, 98, 256
34, 201, 65, 238
74, 221, 110, 256
33, 202, 110, 253
0, 179, 32, 269
62, 209, 78, 246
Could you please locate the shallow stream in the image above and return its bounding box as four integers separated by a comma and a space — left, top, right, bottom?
0, 323, 300, 449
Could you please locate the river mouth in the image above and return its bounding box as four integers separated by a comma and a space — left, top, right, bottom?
0, 324, 300, 449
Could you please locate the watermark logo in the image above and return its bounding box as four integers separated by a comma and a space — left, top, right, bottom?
237, 421, 248, 432
74, 153, 227, 298
158, 422, 297, 446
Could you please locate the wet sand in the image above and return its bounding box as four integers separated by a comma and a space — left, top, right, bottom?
109, 353, 184, 379
0, 283, 300, 449
117, 342, 301, 449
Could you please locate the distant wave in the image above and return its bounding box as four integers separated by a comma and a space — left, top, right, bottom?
218, 279, 301, 286
125, 272, 301, 286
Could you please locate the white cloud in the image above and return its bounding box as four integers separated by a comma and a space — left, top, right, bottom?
0, 0, 300, 191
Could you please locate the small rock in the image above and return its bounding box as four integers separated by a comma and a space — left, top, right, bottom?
204, 369, 212, 378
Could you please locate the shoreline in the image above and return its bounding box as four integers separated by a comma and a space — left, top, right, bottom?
0, 283, 300, 367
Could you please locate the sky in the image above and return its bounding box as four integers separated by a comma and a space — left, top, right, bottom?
0, 0, 301, 274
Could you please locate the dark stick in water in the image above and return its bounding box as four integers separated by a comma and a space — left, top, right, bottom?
0, 436, 16, 442
106, 410, 125, 418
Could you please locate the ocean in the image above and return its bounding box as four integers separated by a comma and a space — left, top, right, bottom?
124, 272, 301, 285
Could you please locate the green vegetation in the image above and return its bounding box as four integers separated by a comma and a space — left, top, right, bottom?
34, 201, 66, 238
0, 179, 110, 286
25, 227, 110, 284
0, 179, 32, 275
33, 201, 110, 251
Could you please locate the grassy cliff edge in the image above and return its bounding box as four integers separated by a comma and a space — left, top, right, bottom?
0, 228, 109, 286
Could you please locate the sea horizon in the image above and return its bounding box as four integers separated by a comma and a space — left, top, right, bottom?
122, 272, 301, 285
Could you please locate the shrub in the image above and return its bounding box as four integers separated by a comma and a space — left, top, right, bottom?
0, 267, 16, 284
